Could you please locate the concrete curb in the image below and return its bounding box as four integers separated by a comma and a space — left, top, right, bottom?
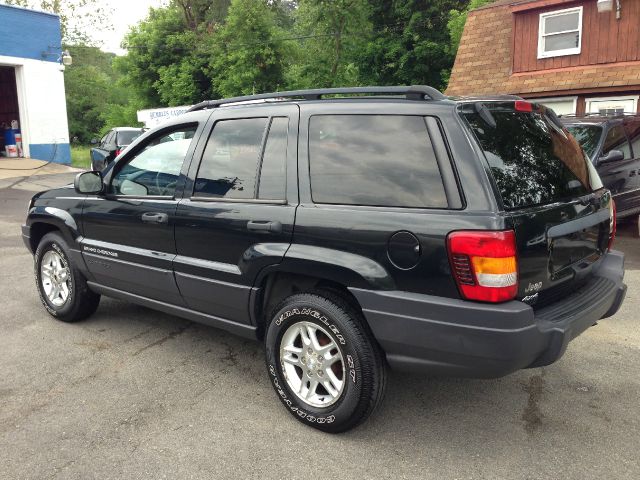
0, 158, 83, 181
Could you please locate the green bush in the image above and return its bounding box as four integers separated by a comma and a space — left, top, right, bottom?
70, 145, 92, 170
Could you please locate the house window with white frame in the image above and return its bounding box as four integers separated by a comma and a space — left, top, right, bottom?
538, 7, 583, 59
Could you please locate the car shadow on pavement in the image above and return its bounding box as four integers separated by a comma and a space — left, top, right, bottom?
82, 296, 546, 443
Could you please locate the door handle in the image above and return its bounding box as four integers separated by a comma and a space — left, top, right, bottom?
141, 212, 169, 224
247, 220, 282, 233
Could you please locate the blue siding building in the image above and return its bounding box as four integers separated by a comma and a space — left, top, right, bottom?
0, 4, 71, 164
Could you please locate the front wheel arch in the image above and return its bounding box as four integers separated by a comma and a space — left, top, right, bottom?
34, 231, 100, 322
29, 222, 61, 253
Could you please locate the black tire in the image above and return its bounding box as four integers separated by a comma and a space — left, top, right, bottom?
265, 292, 386, 433
34, 232, 100, 322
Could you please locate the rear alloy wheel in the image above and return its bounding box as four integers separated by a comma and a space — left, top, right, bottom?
265, 292, 386, 433
280, 320, 346, 408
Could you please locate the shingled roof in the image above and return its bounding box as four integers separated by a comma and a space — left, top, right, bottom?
446, 0, 640, 97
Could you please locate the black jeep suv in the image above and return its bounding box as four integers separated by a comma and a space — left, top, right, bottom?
22, 87, 626, 432
561, 114, 640, 221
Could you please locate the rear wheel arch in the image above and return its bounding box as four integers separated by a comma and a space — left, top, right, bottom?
254, 272, 365, 340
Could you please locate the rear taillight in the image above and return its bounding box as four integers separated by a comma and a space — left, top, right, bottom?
608, 199, 616, 251
447, 230, 518, 303
115, 149, 122, 156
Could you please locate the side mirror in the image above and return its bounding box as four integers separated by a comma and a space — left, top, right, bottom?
90, 138, 99, 145
599, 149, 624, 164
74, 171, 104, 194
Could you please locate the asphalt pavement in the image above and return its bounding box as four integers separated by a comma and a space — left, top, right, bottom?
1, 171, 639, 479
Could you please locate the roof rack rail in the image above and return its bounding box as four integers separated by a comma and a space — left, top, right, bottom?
186, 85, 445, 113
559, 111, 638, 118
453, 94, 523, 101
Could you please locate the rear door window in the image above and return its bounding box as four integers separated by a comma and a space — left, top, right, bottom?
308, 115, 448, 208
460, 102, 599, 210
258, 117, 288, 200
194, 118, 268, 199
603, 124, 632, 159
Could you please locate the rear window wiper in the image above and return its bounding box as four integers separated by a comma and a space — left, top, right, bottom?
474, 103, 497, 128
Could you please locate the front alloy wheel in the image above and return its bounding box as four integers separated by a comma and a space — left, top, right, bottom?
34, 232, 100, 322
40, 250, 71, 307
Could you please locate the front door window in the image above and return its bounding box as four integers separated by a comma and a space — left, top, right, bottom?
110, 126, 196, 197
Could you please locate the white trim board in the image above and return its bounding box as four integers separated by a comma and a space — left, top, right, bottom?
585, 95, 639, 114
528, 96, 578, 115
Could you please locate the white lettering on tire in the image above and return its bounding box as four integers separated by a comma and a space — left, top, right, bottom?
269, 364, 336, 424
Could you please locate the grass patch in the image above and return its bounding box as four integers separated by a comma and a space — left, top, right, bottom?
71, 145, 91, 170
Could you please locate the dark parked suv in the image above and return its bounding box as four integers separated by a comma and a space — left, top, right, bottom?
561, 114, 640, 220
90, 127, 144, 171
22, 87, 626, 432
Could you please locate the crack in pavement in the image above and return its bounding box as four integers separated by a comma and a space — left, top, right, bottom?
131, 323, 193, 356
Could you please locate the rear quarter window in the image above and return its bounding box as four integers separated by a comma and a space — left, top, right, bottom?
117, 130, 143, 146
308, 115, 448, 208
460, 103, 599, 210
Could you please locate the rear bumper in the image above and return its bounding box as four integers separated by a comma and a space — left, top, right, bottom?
350, 250, 626, 378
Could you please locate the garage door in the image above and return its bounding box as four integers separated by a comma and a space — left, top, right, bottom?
0, 66, 20, 154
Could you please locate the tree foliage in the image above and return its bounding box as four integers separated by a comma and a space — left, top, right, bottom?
5, 0, 484, 141
116, 6, 198, 108
64, 46, 140, 143
361, 0, 469, 89
209, 0, 288, 96
288, 0, 372, 89
116, 0, 478, 105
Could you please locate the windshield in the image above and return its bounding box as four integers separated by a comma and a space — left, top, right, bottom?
117, 130, 143, 146
460, 102, 600, 210
566, 125, 603, 159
